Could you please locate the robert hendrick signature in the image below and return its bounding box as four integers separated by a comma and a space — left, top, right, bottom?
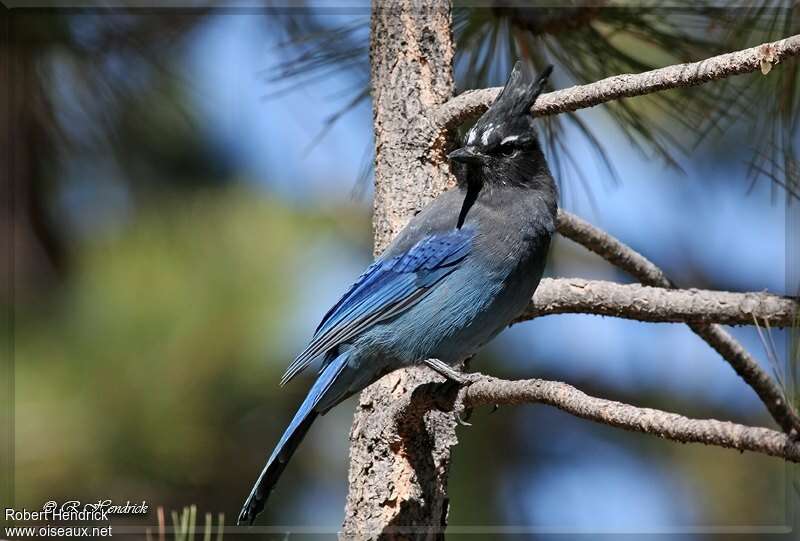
6, 500, 148, 522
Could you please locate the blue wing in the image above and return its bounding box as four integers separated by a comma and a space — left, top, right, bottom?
280, 227, 474, 385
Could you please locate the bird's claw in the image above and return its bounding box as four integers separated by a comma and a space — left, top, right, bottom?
424, 358, 479, 386
456, 407, 473, 426
423, 359, 480, 427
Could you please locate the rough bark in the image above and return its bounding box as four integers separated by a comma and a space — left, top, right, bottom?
557, 211, 800, 436
341, 2, 456, 539
435, 34, 800, 130
524, 278, 798, 327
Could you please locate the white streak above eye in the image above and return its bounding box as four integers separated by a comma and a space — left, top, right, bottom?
481, 126, 494, 146
500, 135, 519, 145
467, 130, 477, 144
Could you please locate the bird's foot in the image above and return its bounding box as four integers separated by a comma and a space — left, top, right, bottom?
428, 377, 474, 425
424, 358, 480, 386
424, 359, 478, 425
456, 407, 473, 426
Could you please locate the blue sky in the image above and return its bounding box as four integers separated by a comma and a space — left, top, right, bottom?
187, 13, 373, 203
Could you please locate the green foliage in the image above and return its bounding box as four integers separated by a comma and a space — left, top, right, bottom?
12, 188, 368, 508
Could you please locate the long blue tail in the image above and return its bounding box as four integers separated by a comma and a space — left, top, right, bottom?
238, 351, 350, 525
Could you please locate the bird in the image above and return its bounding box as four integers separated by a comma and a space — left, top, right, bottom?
238, 61, 558, 525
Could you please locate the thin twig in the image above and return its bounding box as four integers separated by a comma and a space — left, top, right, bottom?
435, 34, 800, 130
461, 374, 800, 463
556, 210, 800, 437
524, 278, 797, 327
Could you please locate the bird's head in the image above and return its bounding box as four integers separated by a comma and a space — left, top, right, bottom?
449, 61, 552, 177
449, 62, 555, 227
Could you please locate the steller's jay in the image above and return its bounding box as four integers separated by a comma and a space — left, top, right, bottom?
238, 62, 558, 525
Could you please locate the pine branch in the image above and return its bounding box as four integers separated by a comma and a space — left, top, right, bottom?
460, 374, 800, 463
435, 34, 800, 131
556, 210, 800, 437
524, 278, 798, 327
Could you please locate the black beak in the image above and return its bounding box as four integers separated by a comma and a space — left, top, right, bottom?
448, 147, 484, 165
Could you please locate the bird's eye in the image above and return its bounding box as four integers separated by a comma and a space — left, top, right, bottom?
499, 143, 516, 156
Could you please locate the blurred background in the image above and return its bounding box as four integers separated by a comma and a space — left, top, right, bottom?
3, 3, 799, 539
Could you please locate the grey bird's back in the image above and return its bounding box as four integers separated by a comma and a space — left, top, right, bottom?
353, 171, 557, 370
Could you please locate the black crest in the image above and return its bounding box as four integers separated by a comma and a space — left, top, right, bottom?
464, 62, 553, 149
494, 61, 552, 117
452, 62, 555, 229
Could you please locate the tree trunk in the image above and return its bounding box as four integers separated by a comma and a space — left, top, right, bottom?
341, 1, 457, 539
